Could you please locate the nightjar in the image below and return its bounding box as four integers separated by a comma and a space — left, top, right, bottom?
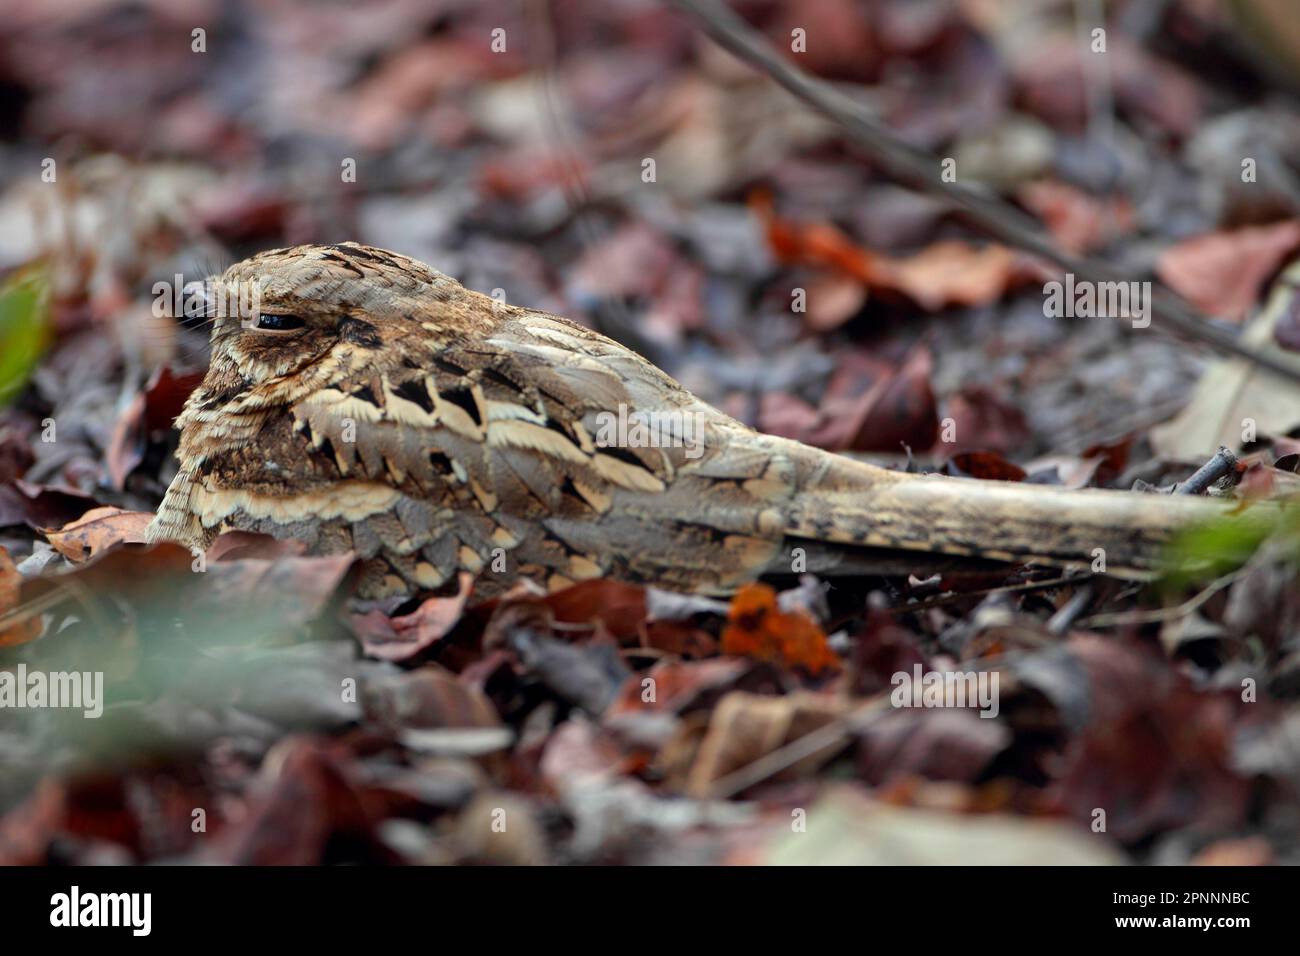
146, 242, 1241, 599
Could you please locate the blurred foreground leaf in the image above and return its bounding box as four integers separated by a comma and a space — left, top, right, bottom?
0, 270, 50, 407
1163, 506, 1300, 590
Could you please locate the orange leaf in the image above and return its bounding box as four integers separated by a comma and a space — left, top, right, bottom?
0, 546, 41, 647
721, 582, 839, 675
750, 190, 1017, 311
749, 189, 880, 284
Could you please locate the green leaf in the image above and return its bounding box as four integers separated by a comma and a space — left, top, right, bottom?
0, 270, 51, 407
1162, 508, 1300, 590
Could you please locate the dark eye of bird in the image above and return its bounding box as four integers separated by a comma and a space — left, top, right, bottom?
255, 313, 305, 332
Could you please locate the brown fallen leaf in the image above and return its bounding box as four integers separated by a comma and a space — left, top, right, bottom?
42, 506, 152, 562
0, 545, 42, 647
542, 579, 647, 642
1151, 261, 1300, 457
0, 479, 99, 530
104, 366, 204, 490
803, 273, 867, 332
353, 572, 474, 662
855, 707, 1011, 786
842, 342, 939, 452
941, 386, 1032, 457
364, 666, 502, 730
686, 690, 848, 797
1017, 179, 1134, 254
207, 737, 398, 865
1034, 634, 1255, 843
760, 344, 938, 453
946, 451, 1027, 482
604, 657, 751, 719
873, 240, 1018, 312
1156, 220, 1300, 322
1014, 33, 1201, 137
205, 530, 309, 562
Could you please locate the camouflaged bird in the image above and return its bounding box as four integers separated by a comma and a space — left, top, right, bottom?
146, 242, 1243, 600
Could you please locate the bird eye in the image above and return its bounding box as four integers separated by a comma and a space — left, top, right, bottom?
254, 313, 305, 332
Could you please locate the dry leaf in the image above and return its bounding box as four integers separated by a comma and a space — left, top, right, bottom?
686, 690, 848, 797
1151, 260, 1300, 457
1156, 220, 1300, 322
355, 572, 474, 662
873, 240, 1017, 311
721, 582, 839, 675
365, 666, 502, 730
752, 190, 1019, 311
1018, 179, 1134, 254
804, 273, 867, 331
758, 785, 1125, 865
104, 366, 203, 490
42, 507, 152, 562
0, 545, 41, 647
946, 450, 1027, 481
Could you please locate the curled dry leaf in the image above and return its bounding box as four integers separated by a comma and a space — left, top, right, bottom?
354, 571, 474, 662
42, 506, 152, 562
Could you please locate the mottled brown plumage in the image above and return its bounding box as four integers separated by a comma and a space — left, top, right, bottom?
147, 242, 1243, 599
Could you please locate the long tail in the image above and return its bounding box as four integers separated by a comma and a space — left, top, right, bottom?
779, 445, 1256, 576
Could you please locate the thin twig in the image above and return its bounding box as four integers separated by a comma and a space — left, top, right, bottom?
1046, 583, 1094, 635
1175, 445, 1239, 495
707, 698, 887, 799
889, 573, 1091, 613
665, 0, 1300, 385
1078, 568, 1246, 628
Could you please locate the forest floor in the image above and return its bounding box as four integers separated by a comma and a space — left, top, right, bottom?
1, 0, 1300, 864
